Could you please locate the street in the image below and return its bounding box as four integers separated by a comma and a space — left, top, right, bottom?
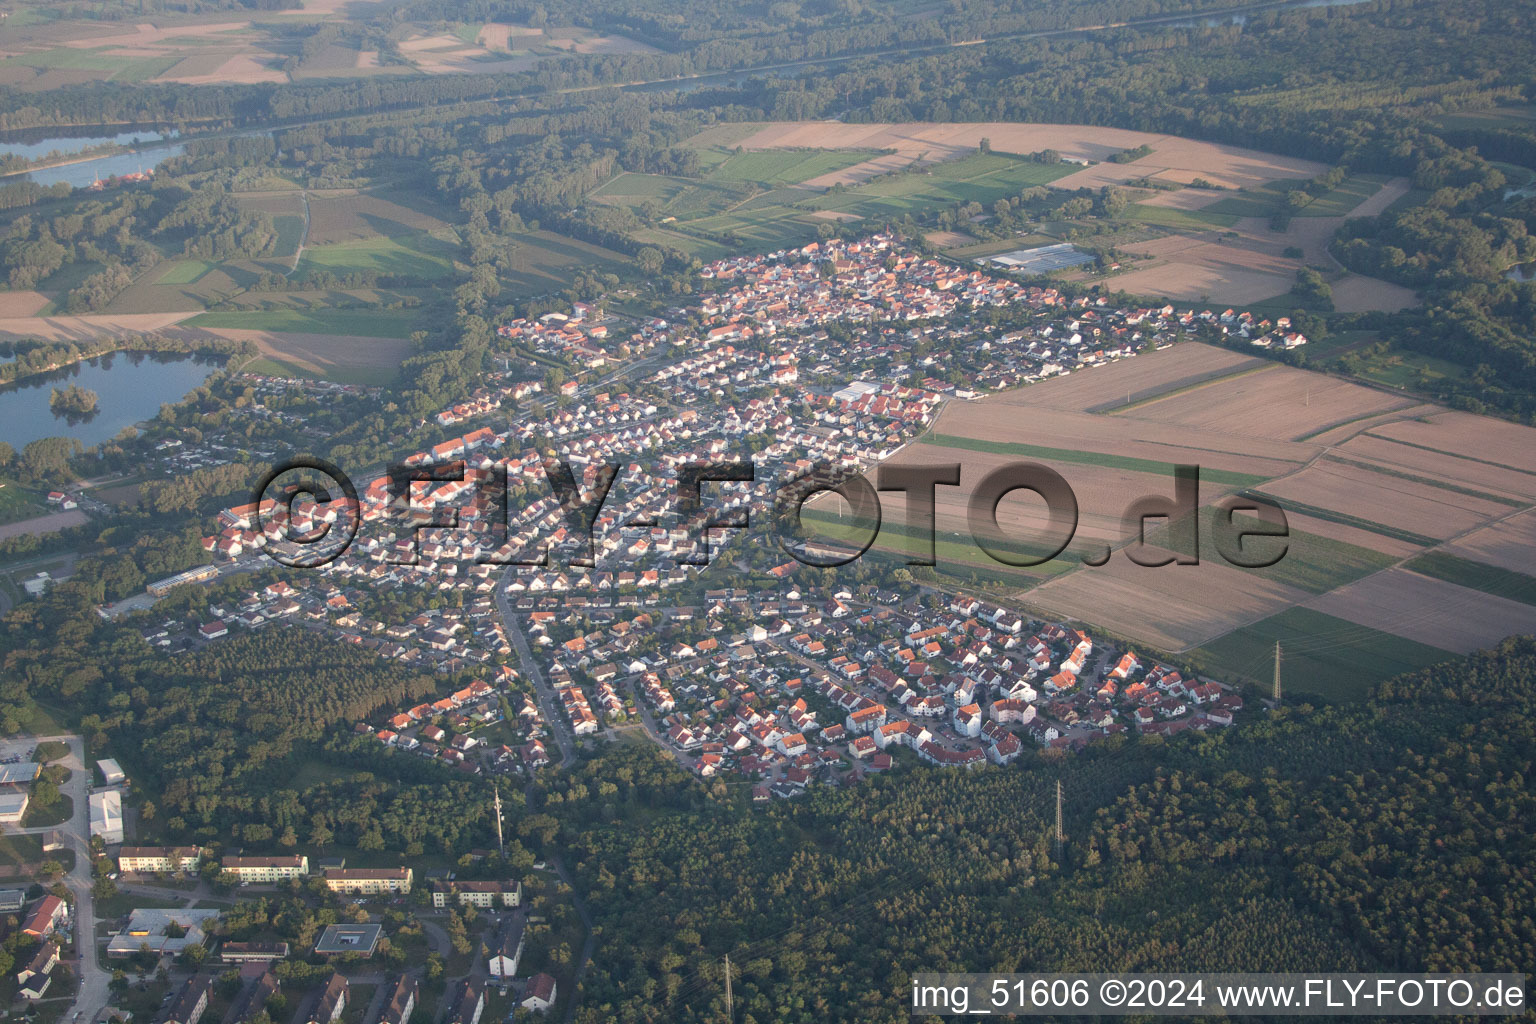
4, 734, 111, 1022
495, 578, 577, 768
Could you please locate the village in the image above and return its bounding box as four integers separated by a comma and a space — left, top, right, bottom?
0, 232, 1291, 1024
169, 233, 1266, 792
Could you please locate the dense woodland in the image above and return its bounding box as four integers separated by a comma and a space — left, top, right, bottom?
547, 638, 1536, 1023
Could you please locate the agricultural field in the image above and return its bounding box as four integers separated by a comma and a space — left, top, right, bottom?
593, 147, 1083, 257
1201, 173, 1393, 219
1192, 607, 1455, 701
0, 11, 656, 88
884, 343, 1536, 695
666, 122, 1421, 311
297, 234, 458, 280
183, 308, 423, 338
496, 229, 635, 297
705, 121, 1329, 189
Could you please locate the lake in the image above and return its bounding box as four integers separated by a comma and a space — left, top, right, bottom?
1508, 262, 1536, 282
0, 351, 222, 450
0, 128, 188, 189
0, 128, 177, 162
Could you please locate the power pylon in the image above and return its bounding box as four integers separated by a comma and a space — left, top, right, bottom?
1273, 641, 1283, 704
493, 783, 505, 857
724, 954, 734, 1023
1054, 779, 1064, 862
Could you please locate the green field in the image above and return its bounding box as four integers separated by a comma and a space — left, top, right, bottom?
270, 214, 306, 259
593, 151, 1083, 257
1202, 174, 1391, 219
706, 149, 882, 186
1348, 347, 1469, 391
0, 479, 46, 526
155, 259, 215, 285
1125, 203, 1242, 231
590, 172, 692, 202
629, 227, 734, 261
1193, 607, 1455, 700
497, 228, 635, 296
923, 433, 1270, 488
184, 307, 423, 338
1404, 552, 1536, 608
0, 46, 182, 82
811, 153, 1079, 220
297, 232, 458, 280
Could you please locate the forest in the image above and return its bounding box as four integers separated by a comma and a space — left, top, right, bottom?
534, 638, 1536, 1023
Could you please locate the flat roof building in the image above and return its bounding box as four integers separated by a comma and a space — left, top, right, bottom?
97, 759, 126, 785
313, 923, 382, 957
107, 908, 219, 958
0, 789, 29, 825
90, 789, 124, 845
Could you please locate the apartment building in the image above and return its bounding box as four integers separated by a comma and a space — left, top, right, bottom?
323, 867, 413, 896
221, 855, 309, 883
118, 846, 203, 875
430, 879, 520, 909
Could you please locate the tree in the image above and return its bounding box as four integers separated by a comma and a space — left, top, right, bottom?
637, 247, 665, 274
19, 437, 82, 481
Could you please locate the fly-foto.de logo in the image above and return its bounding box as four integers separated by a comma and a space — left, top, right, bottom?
245, 456, 1290, 571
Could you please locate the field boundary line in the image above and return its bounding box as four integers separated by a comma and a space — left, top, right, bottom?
1095, 361, 1273, 414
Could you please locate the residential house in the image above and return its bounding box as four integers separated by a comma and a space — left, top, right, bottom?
521, 973, 558, 1014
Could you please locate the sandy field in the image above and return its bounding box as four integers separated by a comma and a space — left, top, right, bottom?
1337, 434, 1536, 504
1305, 568, 1535, 654
477, 24, 543, 50
1112, 234, 1298, 304
1364, 411, 1536, 476
1437, 511, 1536, 577
924, 230, 976, 247
1263, 458, 1513, 542
1121, 362, 1416, 441
883, 441, 1197, 551
158, 53, 286, 86
936, 401, 1305, 481
1111, 177, 1418, 309
0, 509, 87, 542
709, 122, 1327, 190
1301, 403, 1440, 447
1283, 510, 1425, 561
1022, 555, 1314, 651
1134, 188, 1229, 210
0, 312, 193, 341
172, 326, 410, 375
58, 21, 253, 47
1016, 343, 1267, 413
904, 341, 1536, 662
0, 292, 49, 317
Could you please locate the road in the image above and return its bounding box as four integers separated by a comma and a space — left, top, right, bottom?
494, 580, 577, 767
550, 858, 597, 1024
9, 735, 111, 1022
625, 678, 691, 770
288, 191, 310, 277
